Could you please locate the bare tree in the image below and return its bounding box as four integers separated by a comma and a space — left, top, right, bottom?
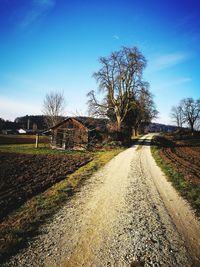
122, 86, 158, 136
136, 87, 158, 132
180, 97, 200, 132
88, 46, 157, 141
88, 47, 146, 130
42, 91, 66, 128
170, 105, 184, 128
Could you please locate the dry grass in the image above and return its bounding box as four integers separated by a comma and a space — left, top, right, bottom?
151, 133, 200, 215
0, 148, 124, 263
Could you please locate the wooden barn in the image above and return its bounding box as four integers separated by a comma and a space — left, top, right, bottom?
50, 118, 89, 150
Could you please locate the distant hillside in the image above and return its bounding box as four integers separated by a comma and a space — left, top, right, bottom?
14, 115, 47, 130
145, 122, 178, 133
0, 118, 19, 132
1, 115, 179, 134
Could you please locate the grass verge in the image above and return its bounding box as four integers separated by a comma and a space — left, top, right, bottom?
151, 140, 200, 216
0, 148, 124, 263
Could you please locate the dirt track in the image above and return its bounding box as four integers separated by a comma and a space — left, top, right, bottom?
3, 134, 200, 267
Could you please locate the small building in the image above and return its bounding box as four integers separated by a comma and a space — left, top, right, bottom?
2, 129, 17, 135
50, 118, 89, 150
18, 128, 27, 134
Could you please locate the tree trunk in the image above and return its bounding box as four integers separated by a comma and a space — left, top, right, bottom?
191, 123, 194, 135
116, 114, 121, 132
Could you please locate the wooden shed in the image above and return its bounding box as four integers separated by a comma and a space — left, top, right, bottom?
50, 118, 89, 150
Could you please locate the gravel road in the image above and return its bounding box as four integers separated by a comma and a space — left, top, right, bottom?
3, 134, 200, 267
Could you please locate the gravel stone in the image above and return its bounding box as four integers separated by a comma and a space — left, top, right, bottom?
3, 135, 200, 267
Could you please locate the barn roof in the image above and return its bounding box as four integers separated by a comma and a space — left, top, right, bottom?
50, 116, 108, 132
50, 117, 88, 131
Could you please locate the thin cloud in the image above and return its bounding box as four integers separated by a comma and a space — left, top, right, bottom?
176, 14, 196, 28
113, 35, 120, 40
2, 73, 50, 92
0, 96, 41, 121
152, 77, 192, 92
155, 53, 190, 69
164, 77, 192, 87
20, 0, 56, 28
147, 52, 192, 73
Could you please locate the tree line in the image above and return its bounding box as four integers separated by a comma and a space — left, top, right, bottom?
171, 98, 200, 132
43, 46, 158, 144
87, 46, 158, 143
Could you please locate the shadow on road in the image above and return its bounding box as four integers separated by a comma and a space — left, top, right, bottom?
133, 139, 152, 147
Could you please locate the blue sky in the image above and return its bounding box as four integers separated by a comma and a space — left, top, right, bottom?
0, 0, 199, 124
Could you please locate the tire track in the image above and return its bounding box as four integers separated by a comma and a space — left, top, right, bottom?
3, 135, 198, 267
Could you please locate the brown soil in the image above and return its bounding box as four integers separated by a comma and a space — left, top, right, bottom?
0, 135, 50, 144
3, 134, 199, 267
0, 152, 92, 220
153, 132, 200, 187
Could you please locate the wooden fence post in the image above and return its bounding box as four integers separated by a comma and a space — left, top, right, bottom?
35, 133, 39, 148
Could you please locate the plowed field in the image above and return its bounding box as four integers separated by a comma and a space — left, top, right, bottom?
0, 135, 50, 144
153, 132, 200, 187
3, 135, 200, 267
0, 152, 92, 220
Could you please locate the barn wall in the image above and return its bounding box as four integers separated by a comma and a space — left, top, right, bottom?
51, 119, 88, 150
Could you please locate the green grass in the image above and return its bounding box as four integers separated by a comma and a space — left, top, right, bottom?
0, 143, 87, 155
151, 141, 200, 216
0, 148, 124, 263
